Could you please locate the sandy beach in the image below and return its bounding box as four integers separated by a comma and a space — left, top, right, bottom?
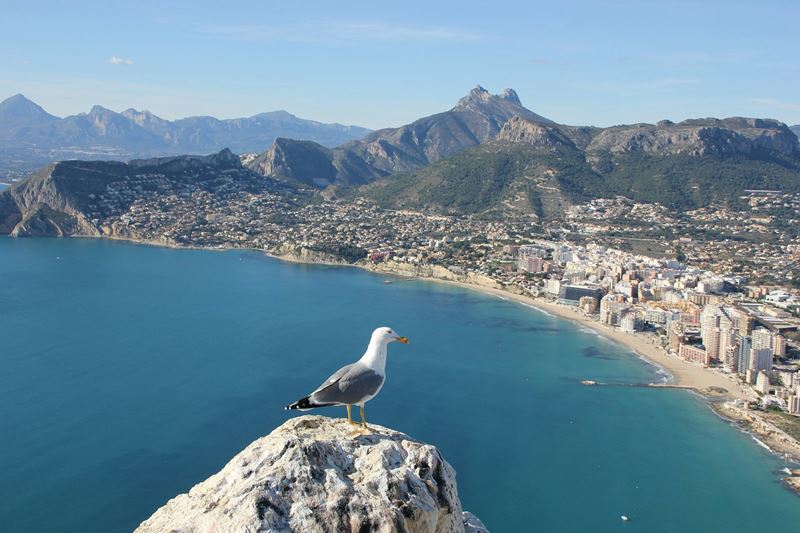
399, 276, 750, 401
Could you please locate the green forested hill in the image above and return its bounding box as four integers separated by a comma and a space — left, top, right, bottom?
359, 141, 800, 216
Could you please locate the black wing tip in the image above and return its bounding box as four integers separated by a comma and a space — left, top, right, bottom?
285, 396, 314, 410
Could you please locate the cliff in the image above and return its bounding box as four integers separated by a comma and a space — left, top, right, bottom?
248, 139, 338, 187
498, 116, 800, 158
584, 117, 799, 157
269, 243, 355, 265
135, 415, 489, 533
365, 260, 502, 290
0, 149, 300, 238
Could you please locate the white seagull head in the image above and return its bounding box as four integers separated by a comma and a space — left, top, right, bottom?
371, 326, 409, 345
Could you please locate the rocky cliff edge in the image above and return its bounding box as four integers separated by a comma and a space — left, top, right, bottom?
135, 415, 489, 533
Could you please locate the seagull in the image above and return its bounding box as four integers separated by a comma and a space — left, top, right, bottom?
285, 327, 409, 430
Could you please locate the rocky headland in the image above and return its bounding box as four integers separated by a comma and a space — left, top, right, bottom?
135, 415, 488, 533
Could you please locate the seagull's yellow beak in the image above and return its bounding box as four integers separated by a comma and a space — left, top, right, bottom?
395, 336, 409, 344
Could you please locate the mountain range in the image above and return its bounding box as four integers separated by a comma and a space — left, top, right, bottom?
361, 116, 800, 216
2, 85, 800, 235
0, 94, 370, 173
241, 86, 800, 214
245, 86, 548, 187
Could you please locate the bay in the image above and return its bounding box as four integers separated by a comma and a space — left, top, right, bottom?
0, 237, 798, 532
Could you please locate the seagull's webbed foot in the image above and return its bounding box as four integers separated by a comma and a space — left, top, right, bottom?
345, 405, 359, 425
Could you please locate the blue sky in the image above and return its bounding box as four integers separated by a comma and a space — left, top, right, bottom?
1, 0, 797, 128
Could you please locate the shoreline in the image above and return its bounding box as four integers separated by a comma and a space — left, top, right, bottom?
709, 401, 800, 464
11, 235, 799, 475
35, 236, 752, 399
360, 261, 749, 400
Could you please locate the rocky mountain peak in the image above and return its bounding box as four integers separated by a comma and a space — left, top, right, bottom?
135, 415, 489, 533
88, 104, 113, 117
2, 93, 35, 107
452, 85, 552, 125
122, 108, 154, 119
455, 85, 497, 108
0, 93, 58, 125
121, 108, 171, 131
502, 88, 521, 104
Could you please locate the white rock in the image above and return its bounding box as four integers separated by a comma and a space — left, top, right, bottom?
135, 415, 488, 533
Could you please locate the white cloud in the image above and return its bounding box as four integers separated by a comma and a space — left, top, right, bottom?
201, 19, 484, 44
108, 56, 133, 65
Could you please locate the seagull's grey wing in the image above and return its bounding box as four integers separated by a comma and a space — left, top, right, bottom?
310, 363, 384, 405
312, 363, 356, 394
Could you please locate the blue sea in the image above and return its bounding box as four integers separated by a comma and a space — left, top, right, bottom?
1, 238, 798, 532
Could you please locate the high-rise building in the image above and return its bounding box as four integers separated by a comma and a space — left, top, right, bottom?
737, 336, 752, 377
518, 256, 544, 273
705, 327, 721, 361
755, 371, 770, 394
558, 285, 602, 306
788, 395, 800, 416
722, 345, 738, 373
719, 328, 737, 361
750, 347, 773, 374
668, 321, 684, 352
752, 328, 773, 351
774, 335, 787, 357
620, 312, 638, 333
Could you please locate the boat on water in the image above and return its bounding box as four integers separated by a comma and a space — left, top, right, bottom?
383, 280, 393, 284
621, 515, 629, 522
580, 380, 597, 386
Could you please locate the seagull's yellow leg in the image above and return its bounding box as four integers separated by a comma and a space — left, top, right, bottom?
346, 404, 359, 426
360, 405, 369, 431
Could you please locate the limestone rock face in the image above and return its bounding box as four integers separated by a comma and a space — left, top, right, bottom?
585, 117, 799, 157
269, 243, 353, 265
248, 138, 338, 187
497, 116, 576, 148
135, 415, 488, 533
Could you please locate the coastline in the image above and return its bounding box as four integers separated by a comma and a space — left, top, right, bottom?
14, 235, 799, 476
50, 236, 753, 399
359, 259, 748, 399
709, 401, 800, 464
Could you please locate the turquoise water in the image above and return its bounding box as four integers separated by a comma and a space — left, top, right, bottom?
1, 238, 798, 532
